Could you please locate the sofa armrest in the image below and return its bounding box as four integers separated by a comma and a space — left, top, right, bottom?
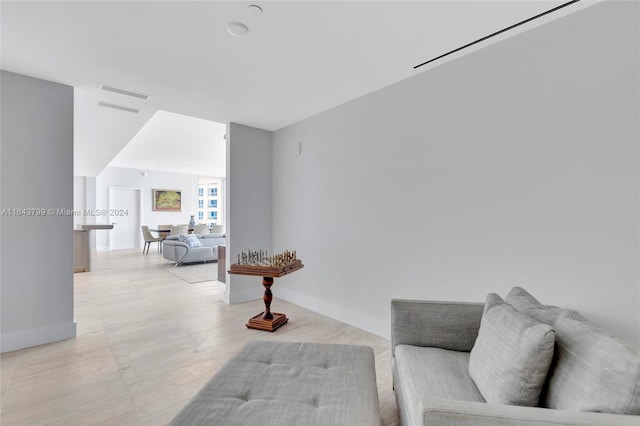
418, 398, 640, 426
162, 240, 189, 249
391, 299, 483, 355
162, 240, 188, 263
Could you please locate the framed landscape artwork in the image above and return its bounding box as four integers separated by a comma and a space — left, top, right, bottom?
153, 189, 182, 212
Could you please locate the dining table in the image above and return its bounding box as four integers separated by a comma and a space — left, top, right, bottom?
149, 227, 194, 234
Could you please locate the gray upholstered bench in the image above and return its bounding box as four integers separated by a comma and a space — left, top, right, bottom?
170, 340, 382, 425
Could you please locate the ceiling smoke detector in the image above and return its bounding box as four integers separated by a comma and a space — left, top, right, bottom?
227, 22, 249, 37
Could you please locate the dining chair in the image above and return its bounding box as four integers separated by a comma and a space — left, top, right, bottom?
170, 224, 189, 236
141, 225, 163, 254
210, 225, 224, 234
193, 224, 210, 235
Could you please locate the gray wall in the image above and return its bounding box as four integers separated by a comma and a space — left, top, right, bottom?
272, 1, 640, 345
225, 123, 273, 303
1, 71, 76, 352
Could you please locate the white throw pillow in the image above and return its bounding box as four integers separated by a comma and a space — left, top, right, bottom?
178, 234, 202, 248
468, 293, 556, 406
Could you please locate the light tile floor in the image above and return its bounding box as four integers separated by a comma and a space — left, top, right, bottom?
1, 249, 399, 425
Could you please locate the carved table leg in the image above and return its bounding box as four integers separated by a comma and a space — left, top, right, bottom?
262, 276, 274, 320
246, 276, 288, 331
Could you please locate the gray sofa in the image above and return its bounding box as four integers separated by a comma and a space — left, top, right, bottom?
391, 287, 640, 426
162, 233, 225, 265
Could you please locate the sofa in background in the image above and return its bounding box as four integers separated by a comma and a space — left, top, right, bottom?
162, 233, 225, 265
391, 287, 640, 426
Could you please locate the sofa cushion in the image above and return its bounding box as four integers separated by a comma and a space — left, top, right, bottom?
505, 286, 586, 324
178, 234, 202, 248
469, 293, 556, 407
544, 312, 640, 414
394, 345, 484, 426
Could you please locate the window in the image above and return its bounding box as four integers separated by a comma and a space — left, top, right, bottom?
198, 177, 224, 228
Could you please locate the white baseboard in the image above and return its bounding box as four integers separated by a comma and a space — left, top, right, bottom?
224, 285, 262, 304
1, 321, 77, 353
276, 287, 391, 340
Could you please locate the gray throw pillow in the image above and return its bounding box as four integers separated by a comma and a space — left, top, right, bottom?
504, 286, 541, 309
505, 286, 585, 324
504, 286, 586, 406
545, 312, 640, 414
178, 234, 202, 248
468, 293, 556, 406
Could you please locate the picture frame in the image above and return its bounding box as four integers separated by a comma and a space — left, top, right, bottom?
152, 189, 182, 212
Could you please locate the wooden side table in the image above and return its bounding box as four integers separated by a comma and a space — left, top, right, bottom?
228, 259, 304, 332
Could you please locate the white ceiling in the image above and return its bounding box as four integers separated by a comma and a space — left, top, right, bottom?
1, 1, 594, 177
109, 110, 227, 177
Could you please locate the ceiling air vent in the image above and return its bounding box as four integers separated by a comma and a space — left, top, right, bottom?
97, 101, 140, 114
99, 84, 149, 100
413, 0, 581, 69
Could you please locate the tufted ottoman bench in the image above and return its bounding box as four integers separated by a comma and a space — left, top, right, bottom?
169, 340, 382, 425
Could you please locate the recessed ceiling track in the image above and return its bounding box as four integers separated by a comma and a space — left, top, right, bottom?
414, 0, 581, 70
97, 101, 140, 114
99, 84, 149, 100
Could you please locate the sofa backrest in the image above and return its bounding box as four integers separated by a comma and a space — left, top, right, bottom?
200, 233, 225, 239
165, 234, 224, 240
197, 234, 225, 248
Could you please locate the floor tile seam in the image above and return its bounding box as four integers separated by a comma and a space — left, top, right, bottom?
124, 356, 221, 400
3, 326, 110, 394
140, 270, 215, 344
104, 327, 193, 348
0, 373, 135, 420
175, 317, 219, 362
103, 295, 218, 371
98, 305, 170, 330
100, 310, 181, 332
0, 354, 18, 394
137, 274, 222, 360
0, 366, 16, 412
0, 352, 25, 411
5, 361, 122, 394
103, 332, 144, 426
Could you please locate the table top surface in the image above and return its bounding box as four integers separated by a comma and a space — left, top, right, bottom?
228, 260, 304, 278
81, 224, 114, 230
149, 227, 193, 232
